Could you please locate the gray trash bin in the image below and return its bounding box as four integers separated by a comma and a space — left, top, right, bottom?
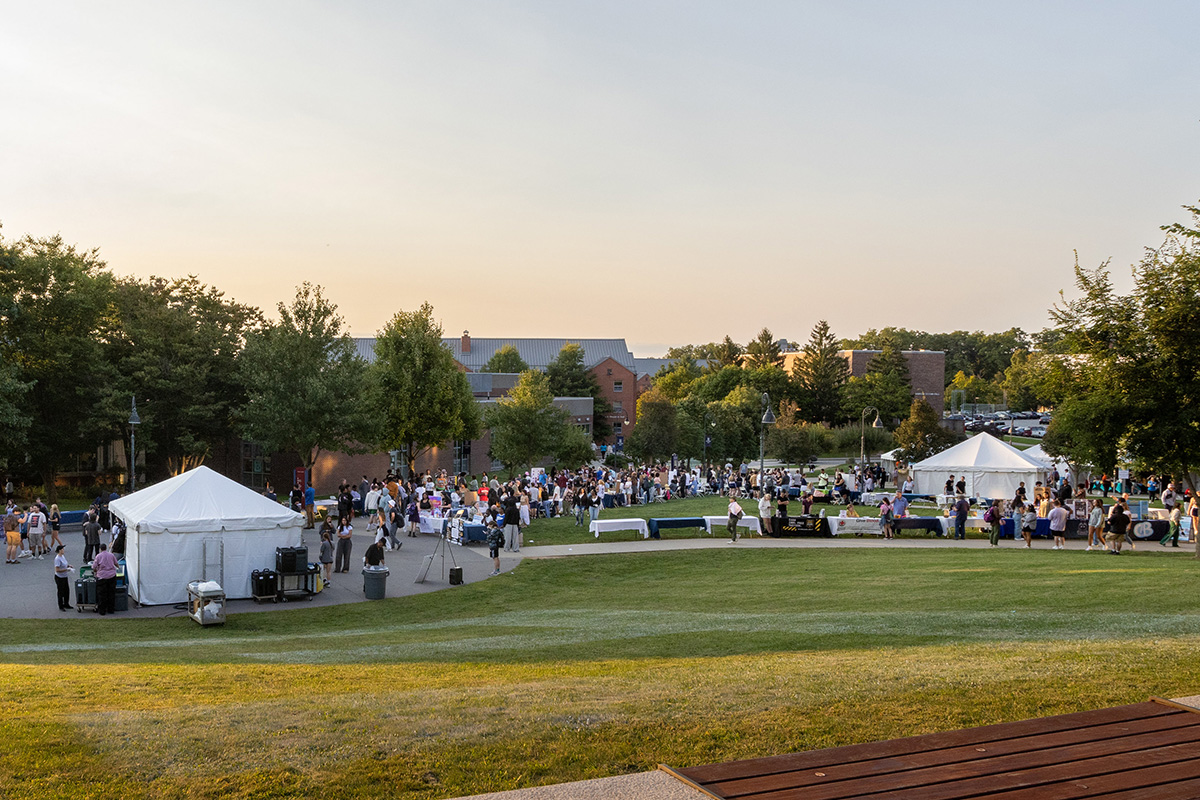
362, 565, 389, 599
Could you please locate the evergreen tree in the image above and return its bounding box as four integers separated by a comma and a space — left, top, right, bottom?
792, 320, 849, 425
710, 335, 744, 370
743, 327, 783, 368
545, 343, 612, 441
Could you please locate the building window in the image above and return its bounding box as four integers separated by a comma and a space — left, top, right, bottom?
607, 368, 613, 376
612, 401, 623, 413
241, 441, 270, 491
613, 381, 623, 392
453, 439, 471, 475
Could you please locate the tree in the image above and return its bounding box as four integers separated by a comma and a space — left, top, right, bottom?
743, 327, 783, 369
486, 370, 583, 475
239, 283, 376, 479
709, 335, 744, 371
373, 302, 481, 478
893, 398, 961, 462
792, 320, 849, 425
482, 344, 529, 373
1000, 350, 1041, 412
0, 233, 117, 502
105, 276, 262, 480
545, 343, 612, 441
653, 358, 703, 402
766, 401, 829, 466
943, 370, 1002, 411
1035, 201, 1200, 490
625, 388, 678, 464
842, 327, 1028, 384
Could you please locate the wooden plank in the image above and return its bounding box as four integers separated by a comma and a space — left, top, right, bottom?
928, 755, 1200, 800
678, 703, 1176, 785
767, 740, 1200, 800
706, 712, 1200, 798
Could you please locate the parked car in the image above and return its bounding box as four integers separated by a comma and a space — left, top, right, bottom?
1031, 428, 1047, 438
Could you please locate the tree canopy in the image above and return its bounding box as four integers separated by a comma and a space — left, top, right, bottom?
486, 370, 588, 475
482, 344, 529, 373
373, 302, 480, 478
546, 343, 612, 441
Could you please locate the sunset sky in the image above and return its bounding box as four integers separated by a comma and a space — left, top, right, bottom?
3, 1, 1198, 355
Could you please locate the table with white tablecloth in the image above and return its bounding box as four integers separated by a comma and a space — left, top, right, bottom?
419, 513, 447, 534
589, 518, 651, 539
937, 516, 991, 536
702, 516, 763, 536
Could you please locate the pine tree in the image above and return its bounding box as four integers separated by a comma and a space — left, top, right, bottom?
792, 320, 849, 425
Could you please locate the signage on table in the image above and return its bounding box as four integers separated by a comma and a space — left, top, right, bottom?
778, 516, 833, 537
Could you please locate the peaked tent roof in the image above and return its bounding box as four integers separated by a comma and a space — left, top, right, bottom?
911, 433, 1048, 471
109, 465, 304, 534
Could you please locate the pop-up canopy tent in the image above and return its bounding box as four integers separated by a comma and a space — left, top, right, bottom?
109, 466, 303, 605
1022, 443, 1071, 483
910, 433, 1047, 499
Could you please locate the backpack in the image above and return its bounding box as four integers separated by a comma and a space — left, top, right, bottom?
983, 507, 997, 524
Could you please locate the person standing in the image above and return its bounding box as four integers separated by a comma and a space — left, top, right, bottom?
92, 543, 119, 615
318, 528, 334, 586
486, 522, 504, 576
5, 506, 21, 564
985, 499, 1002, 547
953, 495, 970, 540
776, 490, 789, 536
727, 495, 744, 542
1189, 494, 1200, 554
503, 494, 521, 552
47, 503, 63, 551
757, 490, 773, 537
1106, 502, 1130, 554
1048, 498, 1070, 550
54, 544, 73, 610
334, 516, 354, 573
879, 495, 894, 540
25, 505, 46, 558
303, 483, 315, 529
83, 511, 101, 564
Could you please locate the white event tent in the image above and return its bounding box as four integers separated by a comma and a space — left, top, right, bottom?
910, 433, 1048, 499
1022, 443, 1071, 482
109, 466, 304, 606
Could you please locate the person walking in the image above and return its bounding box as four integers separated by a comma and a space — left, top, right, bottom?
53, 544, 73, 610
318, 528, 334, 586
334, 515, 354, 573
1087, 499, 1105, 551
953, 495, 970, 540
503, 494, 521, 553
1106, 502, 1130, 554
1163, 503, 1182, 548
83, 511, 101, 564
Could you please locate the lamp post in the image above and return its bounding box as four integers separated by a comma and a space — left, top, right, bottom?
859, 405, 882, 474
759, 392, 776, 490
128, 395, 141, 492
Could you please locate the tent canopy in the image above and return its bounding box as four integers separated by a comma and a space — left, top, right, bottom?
111, 465, 302, 533
109, 466, 303, 605
910, 434, 1047, 498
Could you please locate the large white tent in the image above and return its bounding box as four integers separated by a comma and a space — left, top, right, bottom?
1023, 443, 1071, 482
910, 434, 1047, 499
109, 466, 304, 606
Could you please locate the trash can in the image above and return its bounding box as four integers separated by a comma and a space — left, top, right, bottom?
362, 565, 389, 600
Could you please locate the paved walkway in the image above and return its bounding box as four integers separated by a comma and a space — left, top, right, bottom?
0, 519, 1186, 619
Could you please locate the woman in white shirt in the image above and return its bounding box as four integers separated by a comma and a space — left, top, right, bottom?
727, 496, 745, 542
757, 491, 773, 537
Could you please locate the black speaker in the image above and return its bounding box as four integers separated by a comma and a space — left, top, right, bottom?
449, 566, 463, 585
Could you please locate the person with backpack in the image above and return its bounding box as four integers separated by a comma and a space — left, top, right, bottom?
486, 523, 505, 576
984, 500, 1003, 547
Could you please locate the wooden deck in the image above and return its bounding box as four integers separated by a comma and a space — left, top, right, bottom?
665, 699, 1200, 799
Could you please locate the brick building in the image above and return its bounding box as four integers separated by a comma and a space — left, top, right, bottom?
777, 349, 946, 416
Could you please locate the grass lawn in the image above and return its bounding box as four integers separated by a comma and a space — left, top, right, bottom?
3, 548, 1199, 799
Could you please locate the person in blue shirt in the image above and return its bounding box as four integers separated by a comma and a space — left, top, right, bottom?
892, 492, 909, 518
303, 484, 315, 529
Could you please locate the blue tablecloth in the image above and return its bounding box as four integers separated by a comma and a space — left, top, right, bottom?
647, 517, 707, 539
462, 523, 487, 543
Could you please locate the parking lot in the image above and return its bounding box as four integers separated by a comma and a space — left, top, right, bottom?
946, 410, 1051, 438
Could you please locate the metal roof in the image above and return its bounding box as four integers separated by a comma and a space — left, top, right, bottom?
353, 337, 635, 372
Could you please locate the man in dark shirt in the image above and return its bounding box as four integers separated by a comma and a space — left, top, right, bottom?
953, 496, 971, 540
1106, 503, 1131, 555
364, 539, 385, 567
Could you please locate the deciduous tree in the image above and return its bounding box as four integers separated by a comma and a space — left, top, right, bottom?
482, 344, 529, 373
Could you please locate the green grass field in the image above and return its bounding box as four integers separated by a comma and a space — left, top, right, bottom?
3, 547, 1198, 799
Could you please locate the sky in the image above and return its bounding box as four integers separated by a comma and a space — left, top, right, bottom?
2, 1, 1198, 356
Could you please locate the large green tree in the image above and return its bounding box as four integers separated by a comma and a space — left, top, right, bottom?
106, 276, 261, 480
893, 398, 961, 463
743, 327, 783, 369
792, 320, 849, 425
766, 401, 829, 467
545, 343, 612, 441
482, 344, 529, 373
486, 370, 588, 475
239, 283, 376, 479
625, 388, 679, 464
0, 233, 117, 501
373, 302, 480, 478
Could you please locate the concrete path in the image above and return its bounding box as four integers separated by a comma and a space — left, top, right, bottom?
0, 518, 1187, 619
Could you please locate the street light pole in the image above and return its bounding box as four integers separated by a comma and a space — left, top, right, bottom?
860, 405, 882, 474
128, 395, 141, 492
759, 392, 776, 492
